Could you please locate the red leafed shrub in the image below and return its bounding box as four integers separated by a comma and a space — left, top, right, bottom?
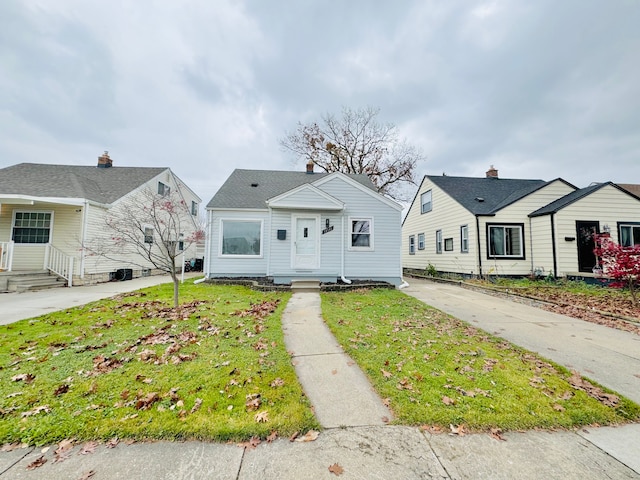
594, 234, 640, 306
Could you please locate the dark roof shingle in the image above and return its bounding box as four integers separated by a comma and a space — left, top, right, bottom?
207, 169, 376, 209
0, 163, 167, 204
427, 175, 551, 215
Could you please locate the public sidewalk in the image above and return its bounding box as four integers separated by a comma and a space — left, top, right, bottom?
1, 281, 639, 478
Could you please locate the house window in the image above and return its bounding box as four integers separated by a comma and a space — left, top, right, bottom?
221, 220, 262, 256
144, 227, 154, 244
418, 233, 425, 250
444, 238, 454, 251
409, 235, 416, 255
158, 182, 170, 197
618, 223, 640, 247
350, 218, 373, 250
421, 190, 432, 214
487, 224, 525, 259
178, 240, 185, 251
12, 212, 52, 244
460, 225, 469, 253
436, 230, 442, 254
191, 201, 198, 216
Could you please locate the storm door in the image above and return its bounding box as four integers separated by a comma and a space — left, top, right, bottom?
293, 215, 319, 269
576, 221, 599, 273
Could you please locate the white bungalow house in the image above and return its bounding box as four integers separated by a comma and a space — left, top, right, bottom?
402, 167, 640, 279
0, 153, 202, 291
204, 165, 404, 286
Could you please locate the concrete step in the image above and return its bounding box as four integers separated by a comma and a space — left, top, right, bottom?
7, 272, 67, 292
290, 279, 321, 292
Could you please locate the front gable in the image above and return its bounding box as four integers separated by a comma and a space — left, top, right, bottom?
312, 172, 403, 211
266, 183, 344, 211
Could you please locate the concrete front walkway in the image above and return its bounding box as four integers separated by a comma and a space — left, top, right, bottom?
281, 291, 392, 427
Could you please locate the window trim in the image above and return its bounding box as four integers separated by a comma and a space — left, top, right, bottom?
444, 237, 454, 251
348, 217, 374, 251
144, 226, 154, 244
219, 218, 264, 257
617, 222, 640, 248
158, 181, 170, 197
460, 225, 469, 253
417, 233, 425, 250
11, 211, 54, 244
486, 223, 525, 260
421, 190, 432, 214
409, 235, 416, 255
435, 230, 442, 254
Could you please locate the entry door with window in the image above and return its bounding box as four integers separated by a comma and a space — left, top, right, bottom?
293, 216, 319, 269
576, 221, 599, 273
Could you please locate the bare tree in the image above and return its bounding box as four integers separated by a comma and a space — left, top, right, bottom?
92, 188, 204, 307
281, 106, 424, 200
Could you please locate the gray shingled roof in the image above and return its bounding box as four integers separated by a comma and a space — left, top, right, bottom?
529, 182, 640, 217
0, 163, 167, 204
207, 169, 376, 209
426, 175, 552, 215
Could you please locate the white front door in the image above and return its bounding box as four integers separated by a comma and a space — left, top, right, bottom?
293, 216, 319, 269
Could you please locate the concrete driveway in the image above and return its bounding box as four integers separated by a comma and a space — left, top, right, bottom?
0, 273, 204, 325
402, 277, 640, 405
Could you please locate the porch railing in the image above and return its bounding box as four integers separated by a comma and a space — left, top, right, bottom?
44, 244, 74, 287
0, 241, 14, 271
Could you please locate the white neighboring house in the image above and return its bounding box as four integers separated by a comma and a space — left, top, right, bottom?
402, 166, 640, 279
0, 153, 202, 290
205, 165, 404, 286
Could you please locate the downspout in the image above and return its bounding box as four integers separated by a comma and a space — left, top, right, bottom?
196, 209, 213, 283
340, 215, 351, 284
475, 215, 483, 277
80, 199, 89, 279
550, 213, 558, 278
528, 216, 534, 275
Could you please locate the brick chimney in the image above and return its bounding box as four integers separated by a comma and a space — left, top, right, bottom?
306, 160, 314, 174
97, 151, 113, 168
486, 165, 498, 178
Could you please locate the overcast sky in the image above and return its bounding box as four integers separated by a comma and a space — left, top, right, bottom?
2, 1, 639, 205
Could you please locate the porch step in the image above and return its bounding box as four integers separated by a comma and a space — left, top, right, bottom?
5, 271, 67, 292
290, 279, 321, 293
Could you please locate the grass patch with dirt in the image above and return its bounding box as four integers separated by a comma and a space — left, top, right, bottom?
0, 282, 319, 446
321, 288, 640, 431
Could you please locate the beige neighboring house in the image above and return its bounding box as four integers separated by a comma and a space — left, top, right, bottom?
402, 167, 640, 279
0, 153, 202, 291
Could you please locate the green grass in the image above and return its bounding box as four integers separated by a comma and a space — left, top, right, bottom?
321, 288, 640, 431
0, 282, 319, 446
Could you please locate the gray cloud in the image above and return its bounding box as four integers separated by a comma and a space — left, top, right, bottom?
1, 0, 639, 204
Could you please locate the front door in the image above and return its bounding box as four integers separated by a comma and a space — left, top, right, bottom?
576, 221, 599, 273
293, 216, 319, 269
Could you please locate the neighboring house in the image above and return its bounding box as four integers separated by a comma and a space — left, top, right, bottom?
205, 164, 404, 286
0, 153, 202, 288
403, 166, 640, 279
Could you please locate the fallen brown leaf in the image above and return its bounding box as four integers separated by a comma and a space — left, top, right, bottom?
441, 396, 455, 406
255, 411, 269, 423
54, 438, 75, 463
449, 424, 466, 436
78, 470, 96, 480
295, 430, 319, 442
106, 437, 119, 449
26, 456, 47, 470
79, 441, 98, 455
490, 428, 505, 441
328, 463, 344, 476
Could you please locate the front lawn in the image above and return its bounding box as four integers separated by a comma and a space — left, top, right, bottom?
321, 288, 640, 431
0, 282, 319, 446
